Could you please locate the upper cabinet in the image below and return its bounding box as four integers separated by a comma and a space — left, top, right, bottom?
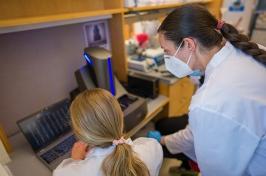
0, 0, 222, 34
125, 0, 213, 12
0, 0, 221, 81
0, 0, 125, 33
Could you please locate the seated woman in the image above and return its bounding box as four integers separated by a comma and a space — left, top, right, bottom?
53, 88, 163, 176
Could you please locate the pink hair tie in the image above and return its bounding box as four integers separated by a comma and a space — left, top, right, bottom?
216, 20, 225, 30
112, 137, 126, 146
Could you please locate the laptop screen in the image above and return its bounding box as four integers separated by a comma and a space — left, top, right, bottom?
17, 99, 72, 151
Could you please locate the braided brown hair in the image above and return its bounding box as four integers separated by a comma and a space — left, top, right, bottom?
158, 4, 266, 66
220, 23, 266, 65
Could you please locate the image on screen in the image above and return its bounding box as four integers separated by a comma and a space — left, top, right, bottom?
17, 99, 71, 151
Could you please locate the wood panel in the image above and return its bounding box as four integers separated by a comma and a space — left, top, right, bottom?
104, 0, 123, 9
0, 0, 104, 20
127, 0, 212, 12
0, 9, 124, 28
206, 0, 223, 18
159, 77, 195, 117
0, 124, 12, 153
109, 13, 128, 81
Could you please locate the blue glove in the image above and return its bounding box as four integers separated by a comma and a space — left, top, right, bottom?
147, 130, 161, 143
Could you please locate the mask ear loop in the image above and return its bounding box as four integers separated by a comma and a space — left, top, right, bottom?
173, 40, 184, 57
186, 52, 192, 65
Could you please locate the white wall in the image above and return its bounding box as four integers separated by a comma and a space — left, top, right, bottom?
0, 23, 87, 136
221, 0, 256, 34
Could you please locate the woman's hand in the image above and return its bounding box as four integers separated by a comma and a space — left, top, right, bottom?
71, 141, 89, 160
160, 136, 166, 145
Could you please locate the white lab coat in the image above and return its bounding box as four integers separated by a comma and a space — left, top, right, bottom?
164, 41, 266, 176
53, 137, 163, 176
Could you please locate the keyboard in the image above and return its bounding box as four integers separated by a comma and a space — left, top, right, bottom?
40, 135, 76, 164
118, 94, 138, 111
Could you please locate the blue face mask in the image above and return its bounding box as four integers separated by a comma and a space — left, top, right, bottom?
190, 69, 204, 77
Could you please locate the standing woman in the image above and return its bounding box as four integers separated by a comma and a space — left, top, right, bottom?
149, 4, 266, 176
53, 88, 163, 176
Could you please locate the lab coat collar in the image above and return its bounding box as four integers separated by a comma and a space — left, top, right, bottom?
205, 41, 235, 80
86, 138, 133, 158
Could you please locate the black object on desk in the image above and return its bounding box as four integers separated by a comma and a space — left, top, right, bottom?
128, 73, 159, 99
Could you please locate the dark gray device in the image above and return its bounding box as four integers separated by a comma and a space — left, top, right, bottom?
75, 47, 148, 132
128, 72, 159, 99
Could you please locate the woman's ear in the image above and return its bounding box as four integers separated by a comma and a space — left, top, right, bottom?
183, 37, 196, 52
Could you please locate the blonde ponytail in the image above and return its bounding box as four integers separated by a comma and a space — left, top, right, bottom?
70, 88, 150, 176
102, 144, 149, 176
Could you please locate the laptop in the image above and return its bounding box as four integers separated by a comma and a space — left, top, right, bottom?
17, 99, 76, 170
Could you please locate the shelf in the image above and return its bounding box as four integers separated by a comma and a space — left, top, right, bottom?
0, 8, 125, 34
0, 0, 214, 34
128, 69, 179, 85
126, 0, 212, 12
126, 95, 169, 137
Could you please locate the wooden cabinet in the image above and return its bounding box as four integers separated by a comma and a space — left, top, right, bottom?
0, 0, 125, 27
0, 0, 220, 116
0, 0, 128, 80
0, 124, 12, 153
0, 0, 222, 81
159, 77, 195, 117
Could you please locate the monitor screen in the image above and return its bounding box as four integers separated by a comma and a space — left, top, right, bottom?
17, 99, 71, 151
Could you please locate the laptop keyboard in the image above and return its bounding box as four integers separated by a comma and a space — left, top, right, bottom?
118, 94, 138, 111
40, 135, 76, 164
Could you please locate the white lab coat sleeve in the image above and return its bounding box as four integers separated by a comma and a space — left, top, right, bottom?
164, 125, 196, 161
189, 107, 260, 176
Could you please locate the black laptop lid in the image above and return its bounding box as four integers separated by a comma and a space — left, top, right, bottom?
17, 99, 71, 152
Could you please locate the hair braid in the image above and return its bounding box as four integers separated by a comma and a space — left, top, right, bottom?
220, 23, 266, 66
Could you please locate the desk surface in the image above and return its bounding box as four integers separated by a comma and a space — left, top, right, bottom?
126, 95, 169, 137
7, 95, 169, 176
